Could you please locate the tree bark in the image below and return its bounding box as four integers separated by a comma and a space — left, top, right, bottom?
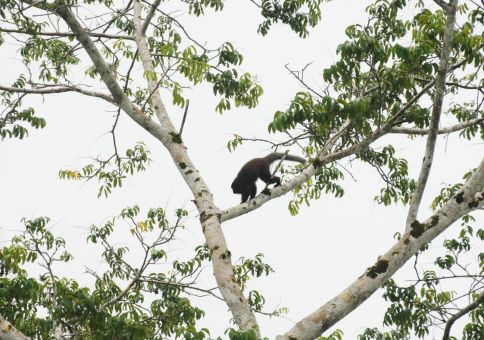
406, 0, 459, 231
18, 0, 259, 334
276, 158, 484, 340
0, 314, 30, 340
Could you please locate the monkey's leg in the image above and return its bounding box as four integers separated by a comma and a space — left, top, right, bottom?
240, 184, 251, 203
271, 176, 281, 187
260, 168, 281, 186
261, 171, 281, 187
249, 182, 257, 199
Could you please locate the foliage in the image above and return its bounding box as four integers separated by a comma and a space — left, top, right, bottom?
358, 146, 415, 206
0, 210, 215, 339
288, 163, 344, 215
359, 214, 484, 339
58, 142, 151, 198
0, 207, 285, 338
233, 254, 280, 315
0, 77, 46, 140
318, 329, 344, 340
257, 0, 325, 37
268, 0, 483, 212
225, 328, 259, 340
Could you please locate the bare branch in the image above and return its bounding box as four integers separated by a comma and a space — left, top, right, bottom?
0, 27, 132, 40
322, 118, 352, 153
442, 291, 484, 340
140, 277, 224, 301
391, 117, 484, 135
132, 0, 174, 129
433, 0, 450, 11
415, 76, 484, 93
285, 63, 324, 99
0, 84, 115, 103
179, 99, 190, 137
221, 78, 438, 222
141, 0, 162, 35
406, 0, 459, 232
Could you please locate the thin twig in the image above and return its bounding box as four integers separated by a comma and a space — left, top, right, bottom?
271, 150, 289, 178
140, 0, 212, 52
441, 291, 484, 340
179, 99, 189, 136
414, 76, 484, 93
285, 63, 324, 99
141, 0, 162, 35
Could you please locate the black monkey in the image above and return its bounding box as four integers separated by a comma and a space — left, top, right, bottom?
231, 152, 306, 203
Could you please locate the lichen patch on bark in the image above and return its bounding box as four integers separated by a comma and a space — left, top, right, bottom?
366, 259, 389, 279
410, 220, 424, 238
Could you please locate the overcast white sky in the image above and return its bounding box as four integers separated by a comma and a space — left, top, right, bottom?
1, 0, 483, 338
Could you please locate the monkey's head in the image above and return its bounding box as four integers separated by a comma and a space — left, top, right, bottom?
231, 179, 242, 194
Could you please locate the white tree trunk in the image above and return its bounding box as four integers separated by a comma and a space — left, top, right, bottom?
276, 158, 484, 339
0, 314, 30, 340
19, 0, 260, 334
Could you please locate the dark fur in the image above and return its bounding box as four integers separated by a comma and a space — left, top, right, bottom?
231, 152, 306, 203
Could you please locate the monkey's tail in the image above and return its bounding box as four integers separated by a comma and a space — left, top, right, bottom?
264, 152, 306, 164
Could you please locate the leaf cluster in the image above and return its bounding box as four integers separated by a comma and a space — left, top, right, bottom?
258, 0, 324, 37
58, 142, 151, 198
289, 164, 344, 215
268, 0, 483, 211
361, 214, 483, 339
0, 209, 212, 339
1, 79, 46, 140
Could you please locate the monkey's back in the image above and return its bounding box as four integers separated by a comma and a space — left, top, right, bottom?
235, 158, 267, 182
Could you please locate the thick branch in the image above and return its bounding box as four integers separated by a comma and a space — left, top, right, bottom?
0, 27, 132, 40
0, 84, 115, 103
441, 291, 484, 340
222, 79, 437, 222
390, 117, 484, 135
132, 0, 259, 333
0, 314, 30, 340
132, 0, 174, 129
141, 0, 162, 34
405, 0, 458, 231
275, 158, 484, 340
15, 2, 256, 333
433, 0, 450, 11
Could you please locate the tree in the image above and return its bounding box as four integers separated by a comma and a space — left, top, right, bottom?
0, 0, 483, 339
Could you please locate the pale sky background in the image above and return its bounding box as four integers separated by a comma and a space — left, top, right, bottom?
0, 0, 483, 339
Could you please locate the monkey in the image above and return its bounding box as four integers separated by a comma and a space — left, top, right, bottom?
231, 152, 306, 203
